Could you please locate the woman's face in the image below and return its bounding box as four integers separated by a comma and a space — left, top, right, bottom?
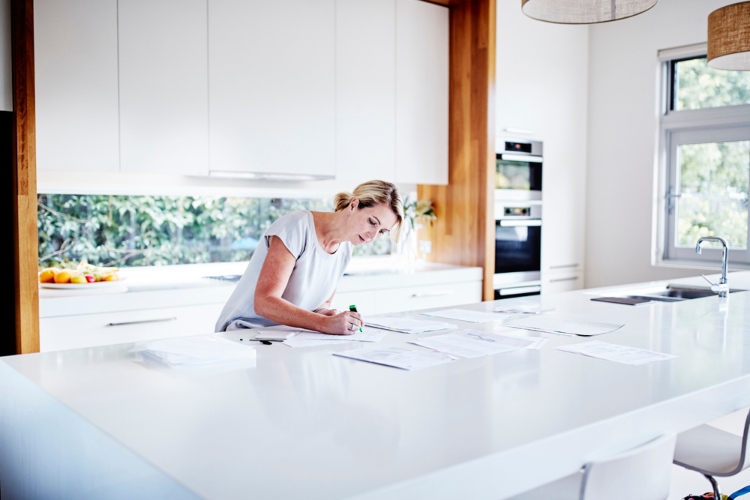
347, 200, 399, 246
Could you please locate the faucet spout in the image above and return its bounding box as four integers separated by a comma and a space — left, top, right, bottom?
695, 236, 729, 296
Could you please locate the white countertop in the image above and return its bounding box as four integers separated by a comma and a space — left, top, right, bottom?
4, 272, 750, 498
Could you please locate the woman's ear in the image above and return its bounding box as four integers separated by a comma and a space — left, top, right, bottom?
350, 199, 359, 212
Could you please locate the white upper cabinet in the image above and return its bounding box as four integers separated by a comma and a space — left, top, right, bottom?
208, 0, 336, 179
34, 0, 120, 172
335, 0, 396, 185
118, 0, 209, 176
395, 0, 449, 185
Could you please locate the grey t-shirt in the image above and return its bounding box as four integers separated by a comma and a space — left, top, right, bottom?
215, 210, 352, 332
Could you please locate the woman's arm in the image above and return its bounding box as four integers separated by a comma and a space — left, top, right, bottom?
254, 236, 360, 335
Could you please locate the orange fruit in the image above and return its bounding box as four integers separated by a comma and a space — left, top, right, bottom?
39, 268, 58, 283
54, 270, 72, 284
103, 274, 119, 282
70, 273, 87, 284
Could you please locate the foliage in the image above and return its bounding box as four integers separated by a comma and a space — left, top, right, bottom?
672, 57, 750, 250
38, 194, 392, 269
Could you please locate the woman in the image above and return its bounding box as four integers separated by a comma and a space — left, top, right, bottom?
215, 180, 404, 335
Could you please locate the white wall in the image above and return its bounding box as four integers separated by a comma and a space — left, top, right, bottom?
496, 1, 589, 278
586, 0, 729, 288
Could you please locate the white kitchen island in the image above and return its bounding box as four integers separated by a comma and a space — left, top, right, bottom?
3, 272, 750, 499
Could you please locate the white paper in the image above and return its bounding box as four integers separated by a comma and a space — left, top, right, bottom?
421, 308, 500, 323
492, 306, 554, 315
254, 329, 298, 340
333, 346, 456, 370
556, 340, 677, 365
503, 314, 624, 337
130, 335, 256, 365
365, 316, 457, 334
293, 327, 387, 343
409, 330, 536, 358
283, 337, 353, 348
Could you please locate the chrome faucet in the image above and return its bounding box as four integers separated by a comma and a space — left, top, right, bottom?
695, 236, 729, 297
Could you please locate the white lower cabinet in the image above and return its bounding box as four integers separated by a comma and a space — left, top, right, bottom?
542, 268, 584, 294
41, 302, 224, 352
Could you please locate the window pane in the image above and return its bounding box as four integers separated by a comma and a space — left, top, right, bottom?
674, 57, 750, 111
37, 194, 394, 268
676, 140, 750, 249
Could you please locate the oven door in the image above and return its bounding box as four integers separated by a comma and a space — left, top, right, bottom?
494, 218, 542, 275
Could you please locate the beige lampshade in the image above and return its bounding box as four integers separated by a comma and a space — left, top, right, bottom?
708, 1, 750, 71
521, 0, 657, 24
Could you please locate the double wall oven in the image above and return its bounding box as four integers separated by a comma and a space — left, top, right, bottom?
493, 138, 544, 299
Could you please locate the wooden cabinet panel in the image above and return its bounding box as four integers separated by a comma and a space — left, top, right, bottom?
40, 302, 224, 352
335, 0, 396, 185
208, 0, 335, 179
34, 0, 119, 172
395, 0, 449, 185
118, 0, 209, 175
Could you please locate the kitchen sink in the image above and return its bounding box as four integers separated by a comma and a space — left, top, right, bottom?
592, 285, 745, 305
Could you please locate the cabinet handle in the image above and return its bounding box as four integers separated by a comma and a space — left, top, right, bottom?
107, 317, 177, 327
411, 291, 451, 298
549, 277, 579, 283
549, 263, 580, 269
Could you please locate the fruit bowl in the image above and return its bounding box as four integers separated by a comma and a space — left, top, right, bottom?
40, 278, 127, 290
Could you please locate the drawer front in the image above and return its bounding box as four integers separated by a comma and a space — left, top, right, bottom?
41, 303, 225, 352
375, 281, 481, 314
542, 273, 584, 294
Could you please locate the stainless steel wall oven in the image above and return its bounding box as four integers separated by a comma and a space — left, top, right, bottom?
493, 138, 544, 299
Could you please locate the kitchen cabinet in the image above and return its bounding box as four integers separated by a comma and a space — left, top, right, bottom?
541, 265, 584, 294
41, 303, 224, 351
34, 0, 120, 172
118, 0, 209, 176
335, 0, 396, 185
208, 0, 336, 179
395, 0, 449, 185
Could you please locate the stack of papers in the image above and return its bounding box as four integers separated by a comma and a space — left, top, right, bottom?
284, 328, 386, 348
557, 340, 677, 365
503, 314, 624, 337
421, 308, 501, 323
333, 346, 456, 370
130, 335, 256, 365
365, 316, 457, 334
409, 329, 540, 358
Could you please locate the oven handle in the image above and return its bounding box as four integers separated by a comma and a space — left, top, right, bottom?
499, 153, 543, 163
498, 219, 542, 227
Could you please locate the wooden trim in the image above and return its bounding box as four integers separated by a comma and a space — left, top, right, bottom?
419, 0, 496, 300
419, 0, 453, 6
11, 0, 40, 354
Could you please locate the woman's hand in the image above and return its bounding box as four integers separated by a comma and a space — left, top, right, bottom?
314, 307, 339, 317
323, 310, 363, 335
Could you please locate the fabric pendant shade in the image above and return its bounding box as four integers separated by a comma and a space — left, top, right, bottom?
521, 0, 657, 24
708, 1, 750, 71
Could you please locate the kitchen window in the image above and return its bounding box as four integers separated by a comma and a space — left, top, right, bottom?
659, 44, 750, 267
38, 194, 393, 269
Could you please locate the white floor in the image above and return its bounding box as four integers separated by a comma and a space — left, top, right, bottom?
669, 409, 749, 500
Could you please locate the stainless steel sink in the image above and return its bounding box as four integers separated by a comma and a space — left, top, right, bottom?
593, 285, 744, 305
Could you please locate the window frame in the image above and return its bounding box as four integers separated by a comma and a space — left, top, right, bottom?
656, 44, 750, 269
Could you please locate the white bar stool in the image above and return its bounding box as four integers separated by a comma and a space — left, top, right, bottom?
673, 408, 750, 500
509, 433, 676, 500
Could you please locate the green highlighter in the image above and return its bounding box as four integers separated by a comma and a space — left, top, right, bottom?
349, 305, 363, 332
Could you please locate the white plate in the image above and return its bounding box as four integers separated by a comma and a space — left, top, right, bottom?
40, 278, 127, 289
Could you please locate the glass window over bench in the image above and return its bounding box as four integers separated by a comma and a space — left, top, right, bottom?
37, 194, 393, 269
659, 47, 750, 266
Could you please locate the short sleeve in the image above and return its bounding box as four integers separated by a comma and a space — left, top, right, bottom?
264, 211, 309, 260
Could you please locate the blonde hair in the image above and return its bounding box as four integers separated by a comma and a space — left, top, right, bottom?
334, 180, 404, 233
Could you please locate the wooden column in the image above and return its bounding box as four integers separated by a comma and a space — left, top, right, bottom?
419, 0, 496, 301
10, 0, 39, 354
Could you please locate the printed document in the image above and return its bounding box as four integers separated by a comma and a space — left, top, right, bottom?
409, 330, 536, 358
366, 316, 457, 334
421, 308, 501, 323
556, 340, 677, 365
333, 346, 456, 370
292, 328, 387, 343
130, 335, 256, 365
503, 314, 624, 336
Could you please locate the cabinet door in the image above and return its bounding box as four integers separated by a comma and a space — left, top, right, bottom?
34, 0, 120, 172
40, 303, 225, 352
542, 270, 584, 294
335, 0, 396, 185
375, 281, 481, 314
118, 0, 209, 175
395, 0, 448, 185
209, 0, 335, 179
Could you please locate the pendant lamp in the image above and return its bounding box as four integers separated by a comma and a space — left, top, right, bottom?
708, 1, 750, 71
521, 0, 658, 24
